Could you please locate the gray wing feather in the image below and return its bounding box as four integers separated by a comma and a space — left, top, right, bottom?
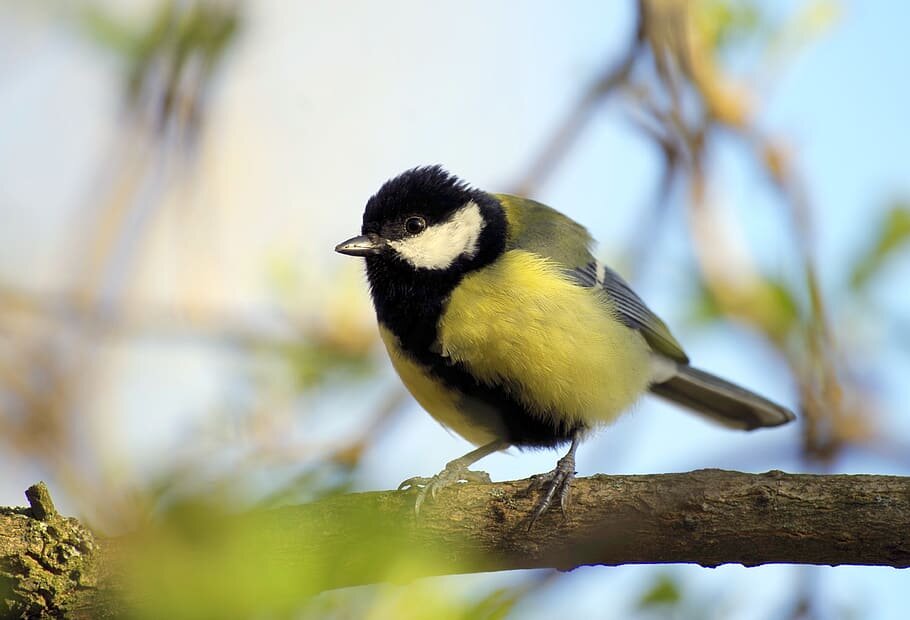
568, 261, 689, 363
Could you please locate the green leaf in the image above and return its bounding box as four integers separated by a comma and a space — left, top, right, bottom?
850, 202, 910, 291
695, 0, 767, 51
464, 588, 524, 620
638, 574, 682, 608
757, 276, 802, 342
272, 338, 374, 390
689, 281, 724, 326
78, 6, 140, 57
689, 275, 801, 343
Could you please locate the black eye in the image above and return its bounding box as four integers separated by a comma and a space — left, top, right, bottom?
404, 216, 426, 235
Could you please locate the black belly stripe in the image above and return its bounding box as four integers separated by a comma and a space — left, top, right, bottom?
392, 330, 583, 448
431, 354, 582, 448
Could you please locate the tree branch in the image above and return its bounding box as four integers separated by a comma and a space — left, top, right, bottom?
3, 471, 909, 616
508, 2, 644, 196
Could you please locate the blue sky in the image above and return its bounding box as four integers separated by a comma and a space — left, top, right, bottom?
1, 1, 909, 618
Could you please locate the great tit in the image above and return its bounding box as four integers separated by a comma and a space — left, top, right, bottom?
335, 166, 795, 526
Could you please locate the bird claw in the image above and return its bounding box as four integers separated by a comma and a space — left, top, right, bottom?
398, 466, 491, 517
526, 453, 577, 531
398, 476, 432, 491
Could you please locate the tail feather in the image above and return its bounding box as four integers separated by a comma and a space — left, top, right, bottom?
649, 365, 795, 430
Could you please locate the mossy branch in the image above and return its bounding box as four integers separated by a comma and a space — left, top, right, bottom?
3, 471, 909, 617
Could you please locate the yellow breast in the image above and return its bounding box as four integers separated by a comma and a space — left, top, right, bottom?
437, 250, 652, 426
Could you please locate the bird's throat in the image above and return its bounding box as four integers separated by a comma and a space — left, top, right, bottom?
366, 259, 461, 358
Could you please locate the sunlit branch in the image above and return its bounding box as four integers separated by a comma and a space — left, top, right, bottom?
3, 471, 909, 616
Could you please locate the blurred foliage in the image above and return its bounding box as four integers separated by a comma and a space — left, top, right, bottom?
634, 0, 881, 465
265, 259, 378, 390
695, 0, 767, 51
81, 1, 239, 62
301, 583, 525, 620
690, 276, 802, 347
118, 489, 504, 620
695, 0, 839, 60
637, 573, 682, 608
632, 573, 721, 620
76, 0, 241, 145
849, 201, 910, 292
267, 335, 375, 389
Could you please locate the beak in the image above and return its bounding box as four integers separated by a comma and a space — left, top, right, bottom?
334, 234, 386, 257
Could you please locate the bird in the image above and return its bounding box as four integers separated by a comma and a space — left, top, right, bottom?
335, 165, 795, 527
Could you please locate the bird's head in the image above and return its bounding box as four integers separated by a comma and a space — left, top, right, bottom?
335, 166, 507, 280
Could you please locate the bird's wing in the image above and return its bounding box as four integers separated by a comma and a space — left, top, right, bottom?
572, 259, 689, 363
494, 194, 689, 363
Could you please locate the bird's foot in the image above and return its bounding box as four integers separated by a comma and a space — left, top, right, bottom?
526, 450, 576, 530
398, 465, 491, 517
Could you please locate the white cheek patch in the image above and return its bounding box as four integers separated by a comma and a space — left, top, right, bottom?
388, 201, 485, 270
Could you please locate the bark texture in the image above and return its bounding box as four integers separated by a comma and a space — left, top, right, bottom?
2, 471, 909, 617
0, 483, 112, 619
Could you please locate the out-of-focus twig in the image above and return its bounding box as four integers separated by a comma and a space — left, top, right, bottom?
660, 1, 869, 465
0, 1, 242, 525
510, 1, 645, 196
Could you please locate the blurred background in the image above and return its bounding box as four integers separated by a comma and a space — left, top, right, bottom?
2, 0, 909, 618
